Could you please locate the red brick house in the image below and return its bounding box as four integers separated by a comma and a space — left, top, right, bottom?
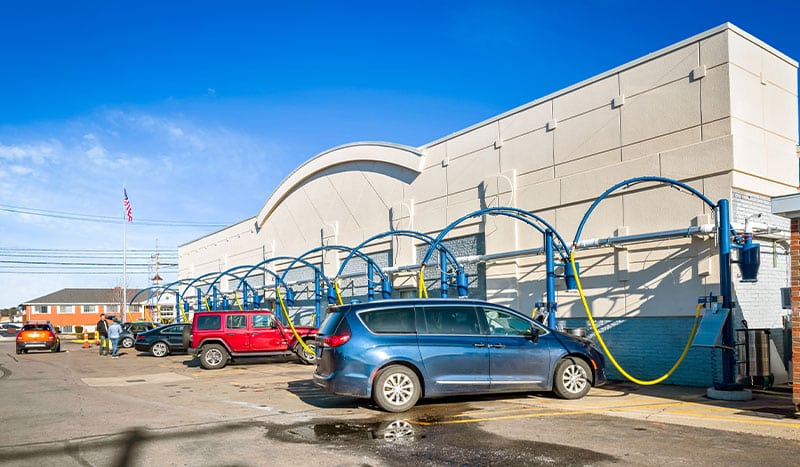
22, 287, 145, 332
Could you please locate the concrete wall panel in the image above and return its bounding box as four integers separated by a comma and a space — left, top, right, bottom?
561, 155, 660, 206
622, 185, 711, 235
499, 102, 551, 140
446, 146, 500, 194
554, 105, 621, 164
556, 148, 622, 178
699, 30, 729, 68
622, 127, 701, 162
621, 77, 701, 146
729, 65, 764, 127
447, 122, 497, 159
764, 84, 799, 141
553, 75, 618, 120
410, 164, 447, 204
660, 136, 733, 181
701, 64, 731, 123
620, 44, 697, 97
516, 179, 560, 213
500, 128, 553, 175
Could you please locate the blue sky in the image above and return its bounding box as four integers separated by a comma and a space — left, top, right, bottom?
1, 1, 798, 309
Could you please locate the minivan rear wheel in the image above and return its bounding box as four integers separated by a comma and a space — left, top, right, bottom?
373, 365, 421, 413
552, 357, 591, 399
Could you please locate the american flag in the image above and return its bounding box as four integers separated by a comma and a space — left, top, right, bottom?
123, 188, 133, 222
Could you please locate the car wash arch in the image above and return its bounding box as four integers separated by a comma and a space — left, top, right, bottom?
418, 176, 759, 394
336, 229, 467, 302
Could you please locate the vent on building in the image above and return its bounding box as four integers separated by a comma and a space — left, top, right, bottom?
780, 287, 791, 309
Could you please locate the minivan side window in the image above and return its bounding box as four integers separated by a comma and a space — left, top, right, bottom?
196, 315, 221, 330
420, 306, 480, 335
482, 308, 532, 336
359, 307, 415, 334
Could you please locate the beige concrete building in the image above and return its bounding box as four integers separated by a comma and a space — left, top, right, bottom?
179, 23, 798, 388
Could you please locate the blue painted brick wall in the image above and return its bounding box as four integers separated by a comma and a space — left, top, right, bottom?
560, 317, 720, 387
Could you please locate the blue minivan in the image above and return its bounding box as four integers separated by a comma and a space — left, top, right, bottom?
313, 298, 607, 412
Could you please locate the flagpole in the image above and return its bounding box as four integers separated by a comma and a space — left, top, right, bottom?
123, 187, 128, 324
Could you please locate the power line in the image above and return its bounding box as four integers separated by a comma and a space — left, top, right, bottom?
0, 204, 230, 227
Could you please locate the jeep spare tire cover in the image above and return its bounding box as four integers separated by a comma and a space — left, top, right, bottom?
182, 324, 191, 349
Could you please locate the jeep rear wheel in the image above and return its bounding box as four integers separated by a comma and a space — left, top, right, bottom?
200, 344, 228, 370
295, 339, 316, 365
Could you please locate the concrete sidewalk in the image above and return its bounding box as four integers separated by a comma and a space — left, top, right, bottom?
574, 382, 800, 440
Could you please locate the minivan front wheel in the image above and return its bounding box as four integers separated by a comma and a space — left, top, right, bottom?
373, 365, 421, 413
553, 357, 591, 399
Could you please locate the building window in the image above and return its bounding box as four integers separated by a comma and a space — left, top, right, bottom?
58, 305, 74, 314
129, 304, 141, 313
106, 305, 119, 314
83, 305, 97, 314
37, 305, 49, 314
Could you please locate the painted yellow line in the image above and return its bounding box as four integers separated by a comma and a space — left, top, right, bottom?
416, 399, 800, 430
667, 409, 800, 429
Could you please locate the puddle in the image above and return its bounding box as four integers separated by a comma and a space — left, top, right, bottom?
261, 418, 617, 466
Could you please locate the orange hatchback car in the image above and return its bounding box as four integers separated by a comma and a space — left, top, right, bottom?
16, 321, 61, 354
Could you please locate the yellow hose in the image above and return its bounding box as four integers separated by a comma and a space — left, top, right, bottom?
277, 288, 316, 356
234, 291, 244, 311
569, 250, 701, 385
418, 265, 429, 299
177, 300, 189, 323
203, 297, 212, 312
333, 281, 344, 306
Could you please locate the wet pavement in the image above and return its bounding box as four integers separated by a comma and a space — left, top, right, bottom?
1, 340, 799, 466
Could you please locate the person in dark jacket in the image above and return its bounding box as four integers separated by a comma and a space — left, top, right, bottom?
96, 314, 109, 356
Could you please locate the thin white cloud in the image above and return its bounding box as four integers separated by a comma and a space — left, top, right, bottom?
0, 140, 61, 164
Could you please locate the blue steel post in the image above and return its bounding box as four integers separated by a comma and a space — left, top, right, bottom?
175, 294, 180, 323
545, 230, 557, 328
717, 199, 736, 388
212, 288, 218, 311
367, 263, 375, 302
242, 285, 248, 310
196, 288, 202, 311
314, 271, 321, 328
440, 250, 448, 298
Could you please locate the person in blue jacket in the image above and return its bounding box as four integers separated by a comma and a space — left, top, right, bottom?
108, 317, 123, 359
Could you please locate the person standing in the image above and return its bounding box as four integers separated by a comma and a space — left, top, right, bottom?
108, 317, 123, 358
96, 314, 109, 356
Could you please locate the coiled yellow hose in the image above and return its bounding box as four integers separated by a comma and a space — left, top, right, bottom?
569, 250, 702, 385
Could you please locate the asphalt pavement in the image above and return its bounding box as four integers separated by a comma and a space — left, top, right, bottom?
1, 339, 798, 466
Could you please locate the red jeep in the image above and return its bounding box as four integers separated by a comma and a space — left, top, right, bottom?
187, 310, 317, 370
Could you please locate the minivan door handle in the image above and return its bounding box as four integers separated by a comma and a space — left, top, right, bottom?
489, 344, 506, 349
473, 343, 488, 348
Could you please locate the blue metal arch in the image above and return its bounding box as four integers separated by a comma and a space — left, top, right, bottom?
571, 176, 716, 248
420, 207, 571, 266
179, 272, 226, 308
295, 245, 389, 282
339, 229, 462, 278
128, 285, 170, 307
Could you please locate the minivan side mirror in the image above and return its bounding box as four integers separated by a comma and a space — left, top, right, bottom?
527, 326, 540, 343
